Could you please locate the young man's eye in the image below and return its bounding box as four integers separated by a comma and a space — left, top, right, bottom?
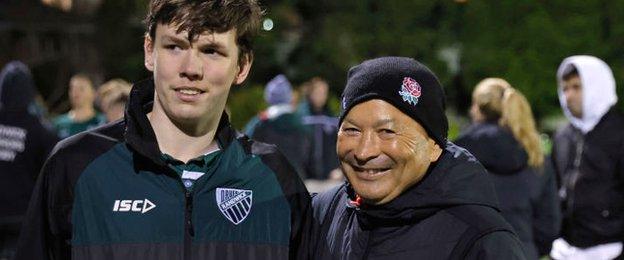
165, 44, 181, 51
201, 48, 221, 56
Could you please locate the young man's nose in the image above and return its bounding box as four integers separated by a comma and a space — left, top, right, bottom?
180, 51, 203, 81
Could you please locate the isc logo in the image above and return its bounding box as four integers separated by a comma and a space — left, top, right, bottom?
113, 199, 156, 214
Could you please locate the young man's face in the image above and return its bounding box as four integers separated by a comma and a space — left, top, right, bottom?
144, 23, 251, 125
562, 75, 583, 118
337, 99, 442, 205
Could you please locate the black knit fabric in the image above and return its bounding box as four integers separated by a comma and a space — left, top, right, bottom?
339, 57, 448, 147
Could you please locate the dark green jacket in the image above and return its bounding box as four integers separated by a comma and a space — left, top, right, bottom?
14, 79, 312, 260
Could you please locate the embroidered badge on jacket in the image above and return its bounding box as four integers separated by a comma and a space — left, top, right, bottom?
216, 188, 253, 225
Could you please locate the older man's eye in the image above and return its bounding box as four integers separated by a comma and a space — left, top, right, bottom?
379, 129, 396, 138
341, 127, 360, 135
380, 129, 395, 134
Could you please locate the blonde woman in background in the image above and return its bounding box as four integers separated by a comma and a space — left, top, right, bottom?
455, 78, 561, 259
97, 78, 131, 122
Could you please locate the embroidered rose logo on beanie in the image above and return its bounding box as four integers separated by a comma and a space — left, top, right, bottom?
399, 77, 421, 106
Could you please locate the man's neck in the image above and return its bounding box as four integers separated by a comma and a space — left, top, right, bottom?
147, 108, 221, 163
69, 106, 96, 122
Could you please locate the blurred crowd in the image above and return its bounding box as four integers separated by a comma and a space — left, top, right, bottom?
0, 53, 623, 259
0, 62, 131, 259
243, 75, 342, 188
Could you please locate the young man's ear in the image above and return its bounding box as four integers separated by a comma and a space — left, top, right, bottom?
144, 36, 155, 72
234, 53, 253, 85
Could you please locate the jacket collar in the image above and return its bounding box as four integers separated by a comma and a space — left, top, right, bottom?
124, 78, 237, 166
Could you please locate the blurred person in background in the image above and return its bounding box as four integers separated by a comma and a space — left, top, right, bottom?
550, 56, 624, 259
296, 77, 340, 180
244, 74, 311, 177
0, 61, 58, 259
97, 78, 131, 122
53, 73, 106, 139
455, 78, 561, 259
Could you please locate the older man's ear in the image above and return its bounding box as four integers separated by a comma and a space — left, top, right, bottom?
429, 139, 443, 162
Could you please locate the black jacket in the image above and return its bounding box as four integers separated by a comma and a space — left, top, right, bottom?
552, 108, 624, 248
297, 102, 340, 180
311, 142, 526, 259
14, 79, 312, 260
455, 122, 561, 258
251, 111, 311, 178
0, 61, 58, 231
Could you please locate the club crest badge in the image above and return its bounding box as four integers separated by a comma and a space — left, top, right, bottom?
398, 77, 422, 106
216, 188, 253, 225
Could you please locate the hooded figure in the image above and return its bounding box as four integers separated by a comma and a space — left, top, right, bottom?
0, 61, 58, 259
556, 55, 617, 134
311, 57, 525, 259
550, 55, 624, 259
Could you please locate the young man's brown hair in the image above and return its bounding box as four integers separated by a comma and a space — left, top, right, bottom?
144, 0, 263, 65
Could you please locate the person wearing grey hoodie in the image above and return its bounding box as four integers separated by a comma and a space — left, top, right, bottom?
550, 55, 624, 259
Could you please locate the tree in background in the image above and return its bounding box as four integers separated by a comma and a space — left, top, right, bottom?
32, 0, 624, 131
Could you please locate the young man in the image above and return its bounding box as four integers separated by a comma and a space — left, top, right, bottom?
312, 57, 526, 259
14, 1, 312, 259
550, 55, 624, 259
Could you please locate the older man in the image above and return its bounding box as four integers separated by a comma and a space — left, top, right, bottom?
311, 57, 525, 259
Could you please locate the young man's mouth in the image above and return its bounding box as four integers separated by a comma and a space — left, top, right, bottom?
174, 87, 206, 102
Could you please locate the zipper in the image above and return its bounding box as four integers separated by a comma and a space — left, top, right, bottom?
184, 190, 194, 260
162, 163, 195, 260
565, 132, 584, 218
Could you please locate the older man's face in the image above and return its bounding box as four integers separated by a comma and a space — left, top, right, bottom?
337, 99, 442, 205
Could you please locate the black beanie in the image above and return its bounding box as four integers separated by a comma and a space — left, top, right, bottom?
339, 57, 448, 147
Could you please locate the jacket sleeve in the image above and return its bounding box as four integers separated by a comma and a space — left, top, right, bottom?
257, 145, 315, 260
13, 151, 72, 260
465, 231, 527, 260
33, 126, 60, 180
532, 160, 562, 256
